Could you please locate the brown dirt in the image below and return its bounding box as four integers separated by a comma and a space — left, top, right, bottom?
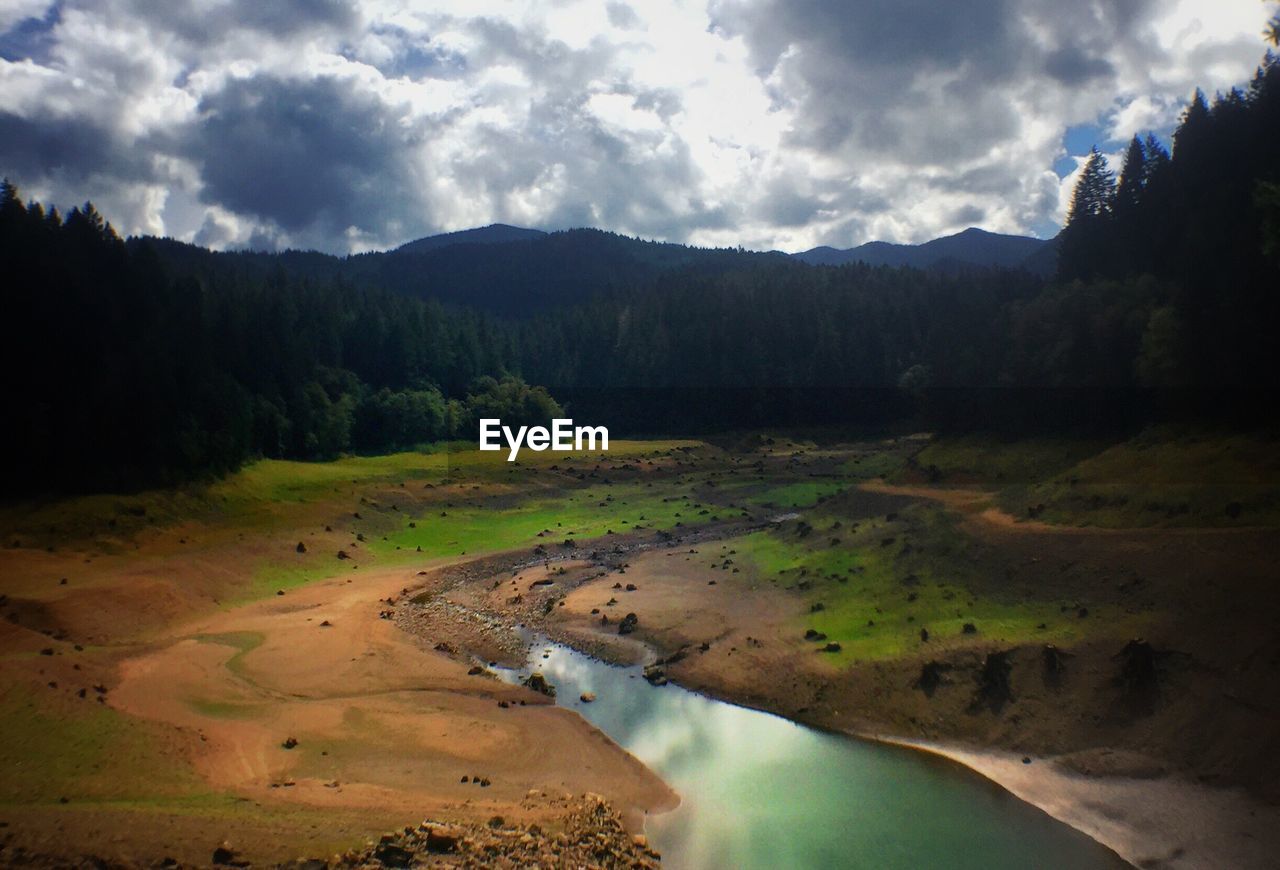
0, 542, 675, 866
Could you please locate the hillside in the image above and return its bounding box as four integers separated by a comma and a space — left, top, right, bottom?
794, 227, 1054, 274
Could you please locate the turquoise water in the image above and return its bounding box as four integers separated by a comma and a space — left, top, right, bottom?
502, 638, 1128, 869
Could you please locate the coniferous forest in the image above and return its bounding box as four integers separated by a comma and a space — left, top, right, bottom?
2, 50, 1277, 496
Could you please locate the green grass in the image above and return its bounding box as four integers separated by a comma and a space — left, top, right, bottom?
736, 480, 848, 509
729, 504, 1136, 663
193, 632, 264, 679
372, 482, 711, 558
899, 435, 1110, 486
998, 427, 1280, 527
0, 686, 205, 803
183, 699, 265, 719
0, 439, 704, 549
838, 448, 908, 481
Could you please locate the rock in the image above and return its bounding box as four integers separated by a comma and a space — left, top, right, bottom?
580, 691, 597, 703
296, 541, 307, 554
643, 664, 667, 686
915, 660, 947, 695
972, 650, 1014, 712
523, 672, 556, 697
919, 627, 929, 642
820, 642, 842, 653
425, 825, 463, 853
803, 629, 827, 642
373, 842, 413, 867
961, 622, 977, 634
336, 550, 350, 560
211, 844, 247, 866
625, 583, 637, 591
618, 612, 639, 635
282, 736, 298, 749
1117, 638, 1158, 691
1042, 644, 1067, 686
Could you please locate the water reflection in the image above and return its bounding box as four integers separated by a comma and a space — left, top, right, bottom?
501, 639, 1126, 870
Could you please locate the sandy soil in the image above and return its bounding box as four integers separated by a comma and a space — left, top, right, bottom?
878, 738, 1278, 870
0, 543, 675, 866
107, 560, 675, 842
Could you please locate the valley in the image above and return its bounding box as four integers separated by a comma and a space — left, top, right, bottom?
1, 431, 1276, 867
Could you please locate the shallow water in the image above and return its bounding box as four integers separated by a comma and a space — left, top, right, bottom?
501, 637, 1128, 870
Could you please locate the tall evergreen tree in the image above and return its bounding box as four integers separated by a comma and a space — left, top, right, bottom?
1059, 148, 1117, 280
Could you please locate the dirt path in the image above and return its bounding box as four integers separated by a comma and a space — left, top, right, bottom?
107, 557, 676, 852
860, 480, 1271, 536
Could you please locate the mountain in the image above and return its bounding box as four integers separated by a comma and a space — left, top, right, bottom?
395, 223, 547, 255
344, 227, 786, 314
793, 227, 1054, 274
142, 224, 1055, 318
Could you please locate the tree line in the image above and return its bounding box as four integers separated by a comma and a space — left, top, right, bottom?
3, 45, 1276, 494
0, 184, 558, 495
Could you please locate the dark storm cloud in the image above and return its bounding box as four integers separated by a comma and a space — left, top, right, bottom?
182, 74, 423, 237
1044, 46, 1116, 85
112, 0, 359, 45
0, 2, 60, 63
0, 110, 151, 184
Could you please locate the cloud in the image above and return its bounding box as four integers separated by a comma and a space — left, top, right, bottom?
181, 73, 427, 244
0, 0, 1273, 253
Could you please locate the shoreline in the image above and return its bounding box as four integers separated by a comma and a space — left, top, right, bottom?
501, 601, 1280, 870
865, 734, 1280, 870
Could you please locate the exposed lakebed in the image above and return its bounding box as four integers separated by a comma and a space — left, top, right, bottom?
500, 636, 1128, 870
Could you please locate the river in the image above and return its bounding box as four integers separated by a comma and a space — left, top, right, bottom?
499, 636, 1129, 869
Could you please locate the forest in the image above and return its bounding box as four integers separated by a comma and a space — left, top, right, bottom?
2, 49, 1277, 496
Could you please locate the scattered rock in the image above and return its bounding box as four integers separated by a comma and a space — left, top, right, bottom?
972, 650, 1014, 712
915, 660, 948, 696
374, 842, 414, 867
643, 664, 667, 686
523, 672, 556, 697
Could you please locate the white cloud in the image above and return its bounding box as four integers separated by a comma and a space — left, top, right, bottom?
0, 0, 1273, 253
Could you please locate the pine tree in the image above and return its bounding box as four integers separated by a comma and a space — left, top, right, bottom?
1067, 147, 1116, 222
1059, 148, 1117, 279
1114, 137, 1147, 215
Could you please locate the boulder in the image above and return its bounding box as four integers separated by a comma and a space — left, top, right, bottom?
523, 672, 556, 697
373, 842, 414, 867
642, 664, 667, 686
618, 612, 639, 635
580, 691, 597, 703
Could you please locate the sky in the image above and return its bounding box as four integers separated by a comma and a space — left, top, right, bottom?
0, 0, 1274, 254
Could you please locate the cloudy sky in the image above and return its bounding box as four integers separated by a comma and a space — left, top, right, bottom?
0, 1, 1274, 253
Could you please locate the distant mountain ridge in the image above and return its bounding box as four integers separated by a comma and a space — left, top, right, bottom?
395, 223, 547, 255
793, 227, 1055, 275
143, 223, 1057, 316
